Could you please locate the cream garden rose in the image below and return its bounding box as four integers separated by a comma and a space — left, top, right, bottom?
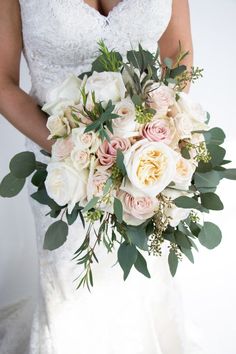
124, 140, 177, 197
70, 148, 90, 170
173, 155, 196, 190
174, 112, 193, 139
85, 71, 126, 106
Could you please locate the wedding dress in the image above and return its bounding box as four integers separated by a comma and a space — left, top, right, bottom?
5, 0, 203, 353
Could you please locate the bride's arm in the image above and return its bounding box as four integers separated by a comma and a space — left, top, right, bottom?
158, 0, 193, 93
0, 0, 53, 153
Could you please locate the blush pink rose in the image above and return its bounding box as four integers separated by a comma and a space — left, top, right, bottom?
148, 85, 174, 117
97, 137, 131, 168
118, 191, 157, 226
51, 135, 74, 161
141, 119, 172, 144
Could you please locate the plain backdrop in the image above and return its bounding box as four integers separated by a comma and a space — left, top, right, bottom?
0, 0, 236, 353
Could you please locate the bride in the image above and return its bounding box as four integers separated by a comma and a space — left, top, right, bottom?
0, 1, 199, 353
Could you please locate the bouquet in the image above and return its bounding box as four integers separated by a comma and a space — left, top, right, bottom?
1, 41, 236, 290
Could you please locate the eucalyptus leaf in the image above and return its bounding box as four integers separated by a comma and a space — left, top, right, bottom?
200, 192, 224, 210
168, 250, 178, 277
198, 222, 222, 249
0, 173, 25, 198
181, 247, 194, 263
174, 230, 192, 249
134, 251, 151, 278
207, 144, 226, 167
9, 151, 36, 178
114, 198, 123, 224
126, 225, 149, 251
221, 169, 236, 180
116, 150, 126, 176
83, 196, 99, 213
43, 220, 69, 250
118, 242, 138, 280
31, 189, 61, 210
174, 196, 206, 212
194, 171, 221, 192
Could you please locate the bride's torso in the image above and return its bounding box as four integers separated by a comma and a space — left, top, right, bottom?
19, 0, 172, 105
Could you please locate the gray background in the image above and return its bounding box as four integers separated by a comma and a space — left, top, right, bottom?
0, 1, 236, 353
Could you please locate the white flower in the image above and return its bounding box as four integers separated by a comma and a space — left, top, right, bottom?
174, 112, 193, 139
85, 71, 126, 106
173, 155, 196, 190
42, 74, 86, 115
46, 114, 71, 139
162, 188, 192, 227
112, 98, 139, 138
177, 92, 208, 131
70, 148, 90, 170
45, 162, 87, 212
71, 126, 100, 153
124, 140, 177, 197
51, 136, 74, 161
119, 179, 158, 225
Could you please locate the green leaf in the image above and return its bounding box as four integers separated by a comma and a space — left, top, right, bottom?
181, 247, 194, 263
0, 173, 25, 197
198, 222, 222, 249
174, 196, 206, 212
66, 206, 80, 225
103, 177, 113, 195
118, 242, 138, 280
114, 198, 123, 224
168, 250, 178, 277
31, 189, 61, 210
170, 65, 186, 78
174, 230, 192, 249
43, 220, 69, 250
207, 144, 226, 167
221, 169, 236, 180
132, 94, 143, 106
205, 127, 226, 145
126, 225, 149, 251
181, 147, 191, 160
134, 251, 151, 278
31, 170, 47, 188
200, 192, 224, 211
9, 151, 36, 178
196, 161, 213, 173
189, 222, 201, 237
83, 196, 99, 213
194, 171, 221, 192
116, 149, 127, 176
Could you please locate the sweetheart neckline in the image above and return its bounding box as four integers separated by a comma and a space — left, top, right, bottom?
79, 0, 128, 21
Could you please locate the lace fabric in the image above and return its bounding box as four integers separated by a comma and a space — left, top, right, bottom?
1, 1, 205, 353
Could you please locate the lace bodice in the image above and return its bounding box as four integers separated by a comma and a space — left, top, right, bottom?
19, 0, 172, 106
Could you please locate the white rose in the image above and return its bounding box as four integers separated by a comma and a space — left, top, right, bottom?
174, 112, 193, 139
173, 155, 196, 190
112, 98, 139, 138
162, 188, 191, 227
177, 92, 209, 131
124, 140, 177, 197
85, 71, 126, 106
119, 179, 159, 225
45, 162, 87, 211
70, 147, 90, 170
42, 74, 86, 115
72, 126, 100, 153
46, 114, 71, 139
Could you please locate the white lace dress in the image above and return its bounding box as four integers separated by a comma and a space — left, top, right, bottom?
4, 1, 203, 353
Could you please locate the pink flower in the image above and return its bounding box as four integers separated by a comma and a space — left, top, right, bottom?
51, 135, 74, 161
97, 137, 131, 168
148, 85, 174, 117
118, 190, 158, 226
141, 119, 172, 144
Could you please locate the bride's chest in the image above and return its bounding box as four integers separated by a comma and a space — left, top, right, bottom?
19, 0, 172, 65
